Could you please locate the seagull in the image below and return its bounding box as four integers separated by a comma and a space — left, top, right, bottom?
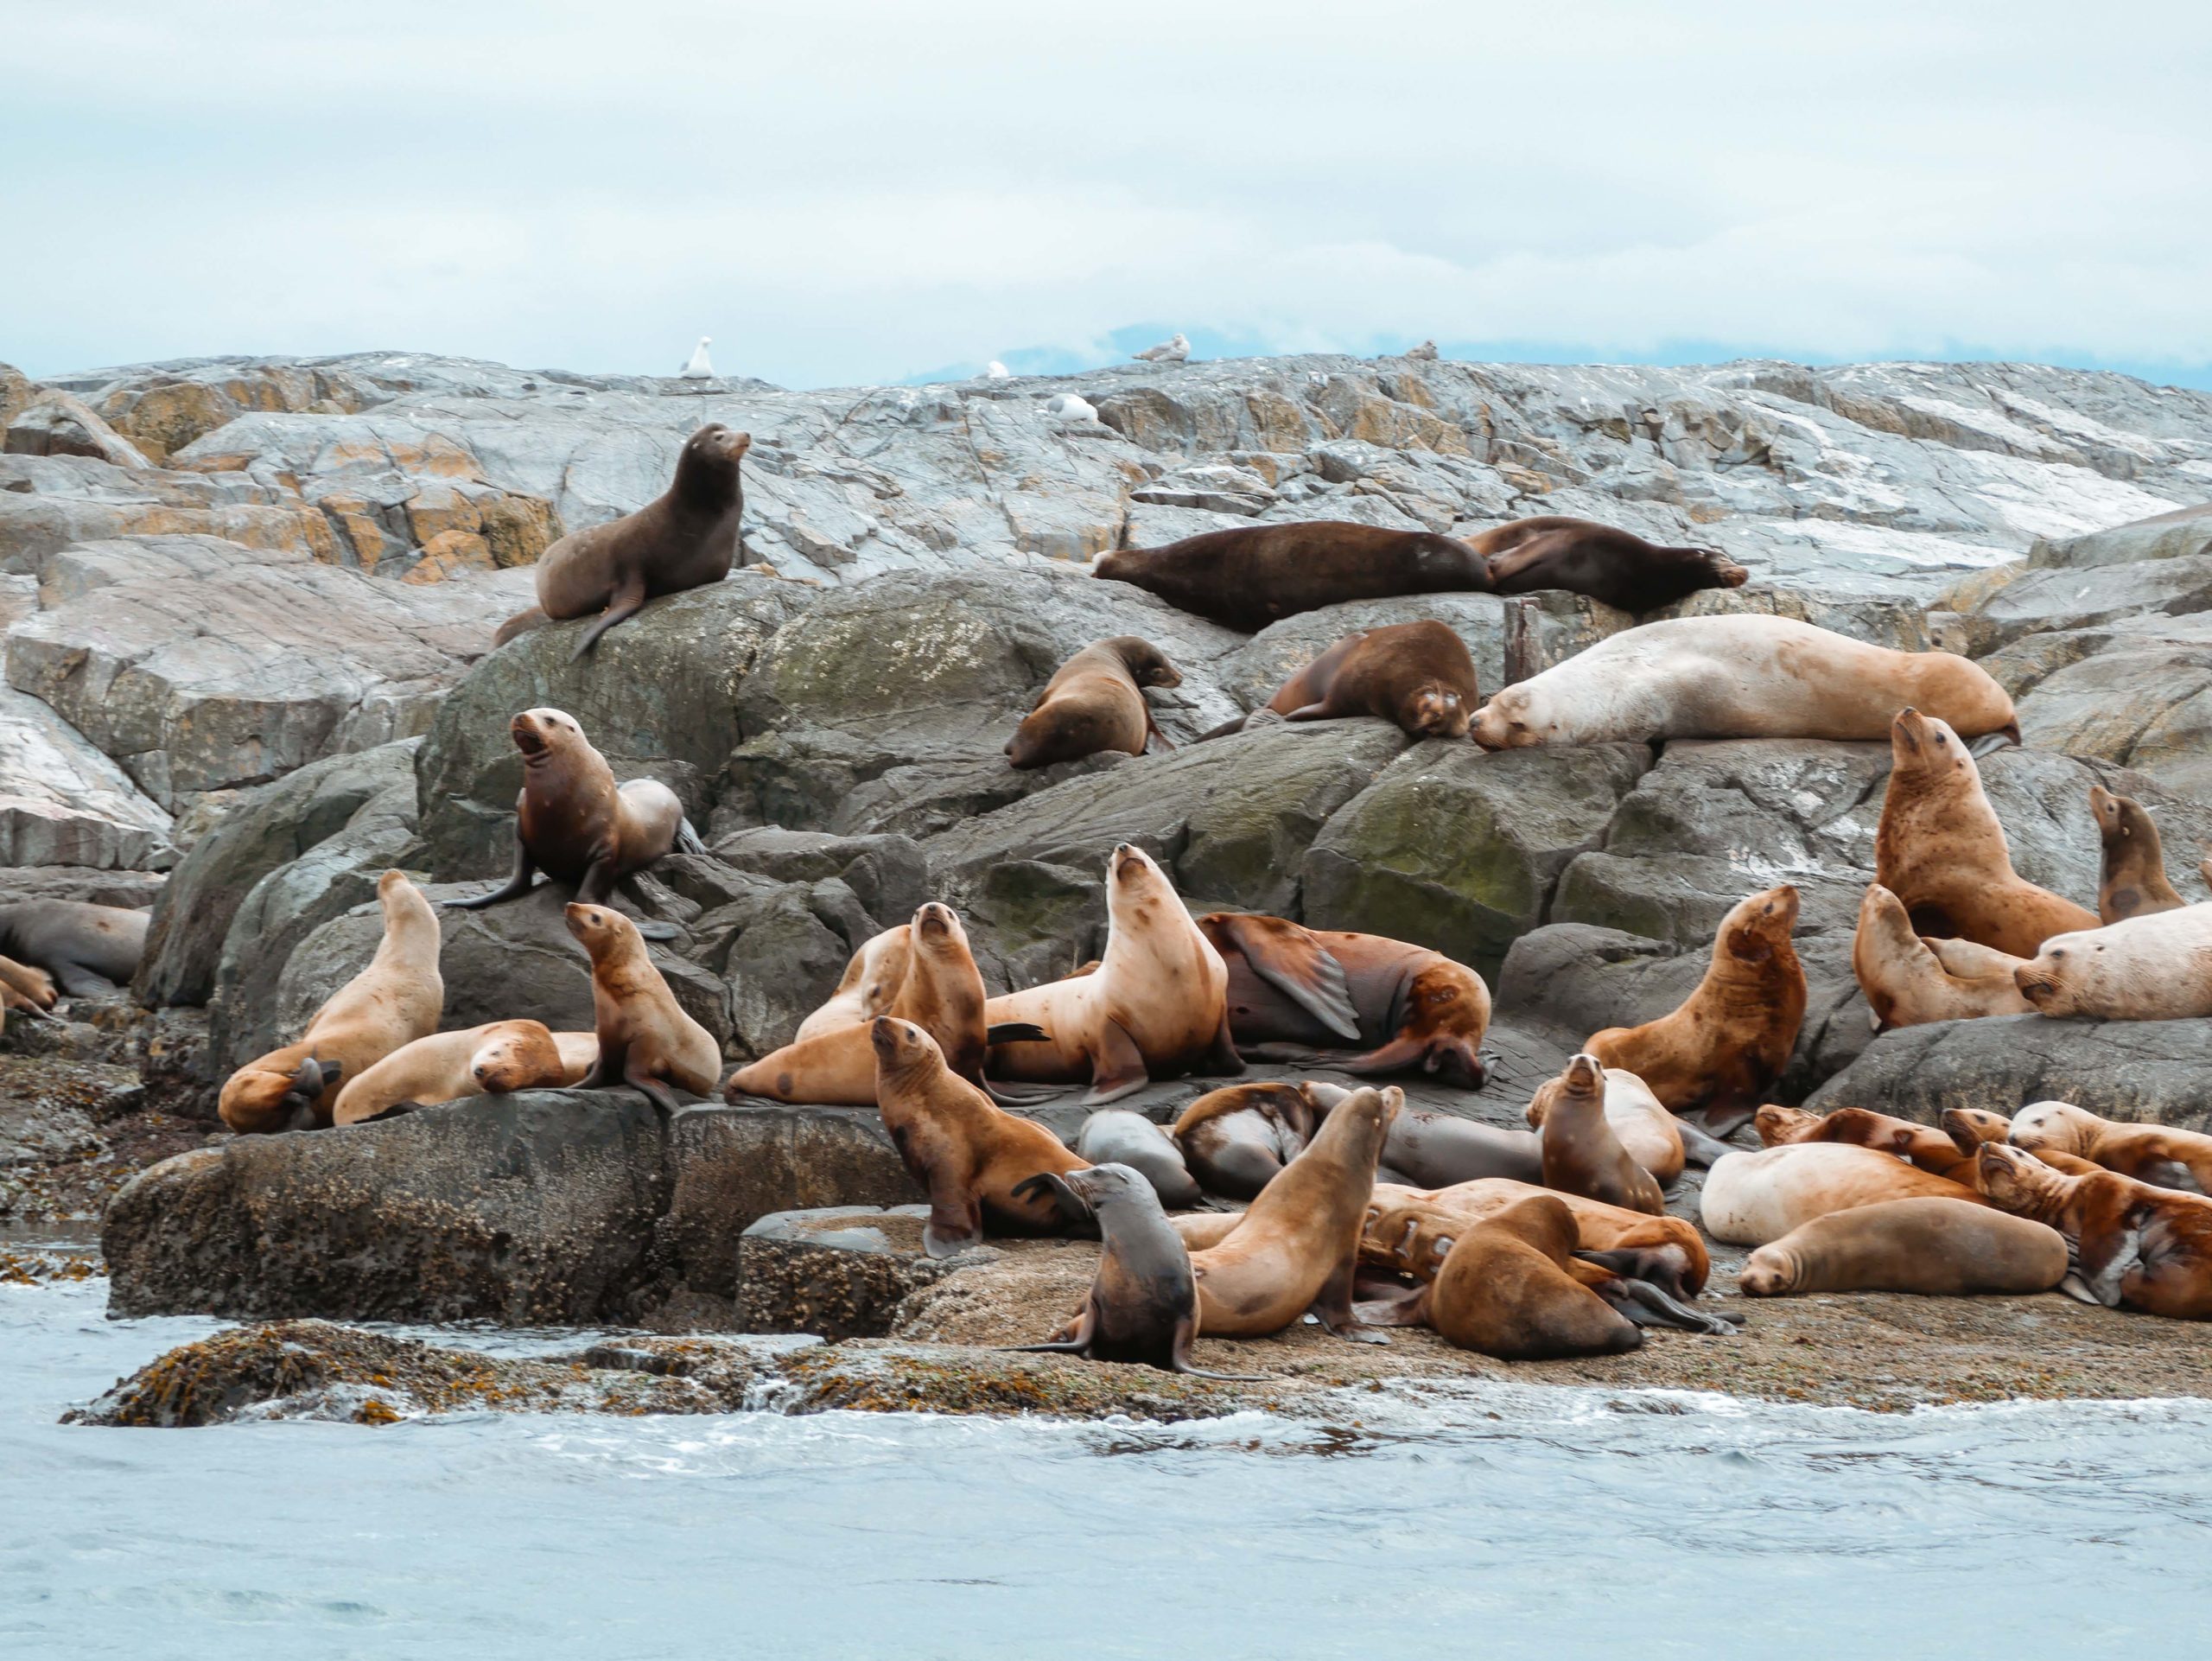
1132, 333, 1190, 364
986, 360, 1012, 379
1045, 393, 1099, 423
1405, 339, 1439, 361
680, 336, 714, 379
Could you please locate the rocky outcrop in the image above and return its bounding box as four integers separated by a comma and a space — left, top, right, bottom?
0, 683, 174, 869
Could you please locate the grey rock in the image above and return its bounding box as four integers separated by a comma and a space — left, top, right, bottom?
738, 1206, 982, 1339
2030, 501, 2212, 570
3, 393, 154, 469
0, 683, 174, 869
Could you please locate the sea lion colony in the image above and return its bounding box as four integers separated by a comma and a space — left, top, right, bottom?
29, 429, 2203, 1371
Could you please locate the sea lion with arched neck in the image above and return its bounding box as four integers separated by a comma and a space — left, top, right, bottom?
565, 902, 721, 1112
1528, 1053, 1666, 1213
2007, 1100, 2212, 1195
2090, 785, 2188, 925
1976, 1142, 2212, 1319
1851, 881, 2034, 1029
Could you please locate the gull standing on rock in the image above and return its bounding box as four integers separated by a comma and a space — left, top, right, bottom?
680, 336, 715, 379
987, 360, 1012, 379
1133, 333, 1190, 364
1045, 393, 1100, 426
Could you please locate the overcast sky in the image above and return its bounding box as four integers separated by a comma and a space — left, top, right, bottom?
6, 1, 2209, 388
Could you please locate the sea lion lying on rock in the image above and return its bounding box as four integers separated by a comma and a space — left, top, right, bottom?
1851, 882, 2034, 1029
2006, 1100, 2212, 1194
1204, 621, 1477, 742
0, 901, 149, 997
1739, 1198, 2067, 1298
332, 1021, 596, 1126
2013, 902, 2212, 1021
1471, 515, 1749, 614
1006, 637, 1181, 768
1976, 1143, 2212, 1319
1093, 521, 1493, 632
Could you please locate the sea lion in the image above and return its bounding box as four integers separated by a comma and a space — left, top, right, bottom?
1873, 708, 2097, 956
1585, 884, 1806, 1136
1197, 913, 1492, 1087
443, 710, 702, 939
1372, 1178, 1713, 1301
1471, 616, 2017, 749
1471, 516, 1750, 614
1975, 1142, 2212, 1319
218, 871, 444, 1134
792, 926, 913, 1043
1072, 1109, 1204, 1209
1939, 1106, 2015, 1154
564, 902, 721, 1111
0, 956, 57, 1019
871, 1016, 1090, 1257
1851, 881, 2035, 1029
1008, 1164, 1265, 1379
984, 844, 1239, 1104
0, 900, 149, 996
2012, 902, 2212, 1021
1171, 1080, 1338, 1200
1375, 1193, 1643, 1358
2008, 1100, 2212, 1194
1700, 1142, 1986, 1247
530, 422, 749, 658
727, 903, 1047, 1106
1093, 521, 1493, 633
2090, 785, 2187, 925
1376, 1104, 1543, 1189
1206, 621, 1477, 741
1756, 1104, 1982, 1183
1527, 1053, 1666, 1212
1526, 1059, 1684, 1191
1006, 637, 1182, 768
1183, 1084, 1396, 1340
331, 1021, 596, 1126
1739, 1197, 2068, 1297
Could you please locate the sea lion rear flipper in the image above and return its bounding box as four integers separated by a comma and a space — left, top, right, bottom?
1011, 1170, 1093, 1228
1597, 1276, 1743, 1335
1204, 913, 1361, 1042
986, 1021, 1051, 1046
355, 1100, 426, 1126
1082, 1020, 1150, 1106
985, 1079, 1069, 1106
1203, 1009, 1246, 1078
444, 834, 537, 911
1350, 1277, 1431, 1328
1308, 1254, 1389, 1345
1670, 1116, 1741, 1168
633, 920, 682, 942
1168, 1313, 1274, 1382
1006, 1304, 1096, 1356
1689, 1098, 1758, 1140
53, 966, 118, 997
1969, 727, 2019, 757
675, 818, 708, 856
624, 1070, 682, 1116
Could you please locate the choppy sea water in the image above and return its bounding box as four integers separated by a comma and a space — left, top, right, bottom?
5, 1274, 2210, 1661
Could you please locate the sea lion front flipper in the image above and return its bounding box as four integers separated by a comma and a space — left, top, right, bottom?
1082, 1019, 1150, 1106
985, 1079, 1069, 1106
1007, 1303, 1097, 1356
444, 832, 537, 911
622, 1067, 682, 1116
574, 580, 647, 659
1143, 708, 1177, 754
1203, 914, 1361, 1042
1167, 1313, 1274, 1382
1308, 1253, 1389, 1345
986, 1021, 1051, 1046
1350, 1278, 1431, 1327
1010, 1170, 1093, 1228
1202, 1009, 1246, 1077
923, 1187, 985, 1259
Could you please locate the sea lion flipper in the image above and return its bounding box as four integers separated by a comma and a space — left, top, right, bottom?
923, 1187, 985, 1259
1082, 1019, 1149, 1106
444, 836, 537, 911
1599, 1276, 1743, 1336
633, 920, 682, 942
1307, 1254, 1389, 1345
574, 582, 647, 659
1007, 1304, 1097, 1356
1205, 914, 1362, 1042
1010, 1170, 1093, 1227
1168, 1314, 1274, 1382
1350, 1280, 1431, 1327
985, 1079, 1069, 1106
986, 1021, 1051, 1046
1203, 1009, 1246, 1077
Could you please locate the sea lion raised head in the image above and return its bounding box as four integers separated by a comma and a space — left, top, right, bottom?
563, 901, 637, 962
674, 423, 752, 506
510, 707, 593, 766
2089, 783, 2185, 924
1107, 636, 1182, 689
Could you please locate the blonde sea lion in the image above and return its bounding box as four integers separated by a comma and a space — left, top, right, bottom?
1700, 1142, 1986, 1247
1205, 620, 1478, 741
1851, 882, 2035, 1029
1471, 516, 1749, 614
331, 1021, 596, 1126
985, 844, 1239, 1104
0, 955, 58, 1021
1527, 1053, 1667, 1213
793, 926, 913, 1043
1197, 913, 1492, 1087
871, 1016, 1090, 1257
564, 902, 720, 1111
1006, 637, 1181, 768
1976, 1143, 2212, 1319
2013, 902, 2212, 1021
1873, 709, 2097, 957
2090, 785, 2187, 926
218, 871, 444, 1134
1586, 885, 1806, 1136
1182, 1084, 1396, 1341
1471, 615, 2016, 749
1526, 1059, 1684, 1190
1739, 1197, 2068, 1297
2008, 1100, 2212, 1194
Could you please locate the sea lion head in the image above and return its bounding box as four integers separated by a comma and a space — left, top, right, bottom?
470, 1021, 564, 1093
1027, 1161, 1154, 1225
678, 422, 753, 487
2088, 783, 2123, 839
219, 1054, 343, 1134
1104, 842, 1178, 926
1106, 636, 1183, 689
1975, 1141, 2068, 1212
510, 708, 588, 764
1469, 684, 1557, 751
1754, 1104, 1821, 1145
910, 901, 969, 959
2008, 1100, 2097, 1157
1403, 965, 1487, 1087
2012, 929, 2102, 1015
869, 1015, 943, 1077
1721, 884, 1800, 964
1738, 1243, 1800, 1296
1408, 682, 1470, 740
1694, 548, 1751, 589
563, 901, 637, 958
1939, 1106, 2012, 1155
1887, 708, 1972, 783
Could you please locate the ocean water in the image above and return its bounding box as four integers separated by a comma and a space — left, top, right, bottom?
4, 1275, 2209, 1661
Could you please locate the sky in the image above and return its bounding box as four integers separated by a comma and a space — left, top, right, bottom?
5, 1, 2209, 390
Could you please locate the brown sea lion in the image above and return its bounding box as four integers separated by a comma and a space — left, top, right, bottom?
1739, 1197, 2068, 1297
1873, 709, 2097, 957
1976, 1142, 2212, 1319
2008, 1101, 2212, 1194
2012, 903, 2212, 1021
530, 422, 749, 658
1372, 1178, 1712, 1301
1471, 515, 1749, 614
1757, 1104, 1983, 1184
727, 903, 1047, 1106
1071, 1110, 1204, 1209
1171, 1080, 1338, 1200
443, 710, 701, 939
1528, 1053, 1666, 1213
1196, 913, 1491, 1087
1377, 1104, 1543, 1189
1527, 1060, 1684, 1189
564, 902, 721, 1111
1700, 1143, 1986, 1246
1378, 1193, 1643, 1358
2090, 785, 2187, 925
1181, 1084, 1397, 1340
0, 900, 149, 996
218, 871, 444, 1134
871, 1016, 1090, 1257
1938, 1106, 2015, 1154
1006, 637, 1182, 768
1207, 620, 1477, 741
1851, 881, 2034, 1029
331, 1021, 596, 1126
1092, 521, 1492, 633
1471, 617, 2017, 749
1585, 884, 1806, 1136
985, 844, 1240, 1104
1008, 1164, 1266, 1380
792, 926, 913, 1043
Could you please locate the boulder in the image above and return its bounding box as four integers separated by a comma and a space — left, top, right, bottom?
0, 452, 335, 576
1960, 554, 2212, 655
0, 683, 174, 869
735, 1206, 969, 1339
2029, 501, 2212, 570
3, 393, 154, 469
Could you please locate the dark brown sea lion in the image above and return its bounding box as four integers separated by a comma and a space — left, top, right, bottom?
1471, 515, 1749, 613
1529, 1053, 1665, 1214
1976, 1142, 2212, 1319
1206, 620, 1477, 741
1007, 637, 1182, 768
1093, 521, 1492, 632
2090, 784, 2187, 925
1171, 1081, 1338, 1200
1196, 913, 1491, 1087
443, 709, 701, 939
529, 422, 749, 659
0, 901, 149, 996
1739, 1197, 2067, 1297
